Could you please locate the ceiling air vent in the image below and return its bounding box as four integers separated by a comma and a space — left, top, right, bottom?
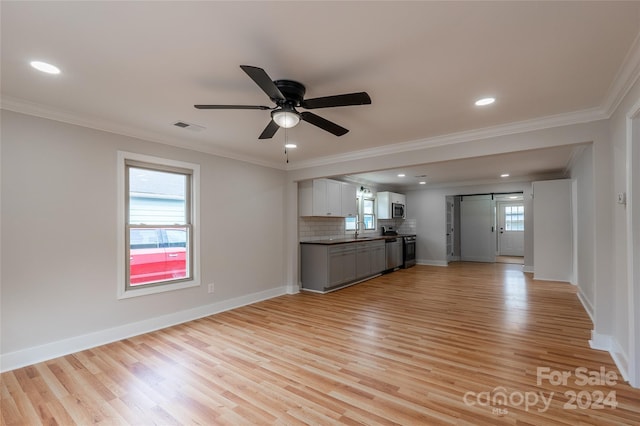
173, 121, 205, 132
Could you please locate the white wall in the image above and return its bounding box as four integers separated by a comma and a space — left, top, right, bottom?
1, 111, 287, 369
570, 146, 595, 316
532, 179, 574, 282
601, 69, 640, 385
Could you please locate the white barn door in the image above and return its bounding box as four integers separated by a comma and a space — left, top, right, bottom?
460, 195, 496, 263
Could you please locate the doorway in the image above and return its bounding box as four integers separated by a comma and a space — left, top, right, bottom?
627, 105, 640, 387
497, 201, 525, 256
445, 196, 460, 262
448, 192, 525, 265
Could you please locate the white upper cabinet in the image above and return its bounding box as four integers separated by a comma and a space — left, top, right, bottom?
377, 191, 406, 219
341, 182, 357, 218
393, 193, 406, 205
299, 179, 356, 217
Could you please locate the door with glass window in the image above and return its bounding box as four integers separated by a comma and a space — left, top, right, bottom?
497, 202, 525, 256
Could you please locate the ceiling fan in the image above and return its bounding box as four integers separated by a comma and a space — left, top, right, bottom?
195, 65, 371, 139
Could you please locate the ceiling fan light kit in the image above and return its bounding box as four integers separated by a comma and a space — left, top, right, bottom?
195, 65, 371, 139
272, 109, 300, 128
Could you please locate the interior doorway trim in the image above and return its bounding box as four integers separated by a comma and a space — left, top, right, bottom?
626, 99, 640, 388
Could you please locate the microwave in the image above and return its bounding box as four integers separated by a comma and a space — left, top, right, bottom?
392, 202, 405, 219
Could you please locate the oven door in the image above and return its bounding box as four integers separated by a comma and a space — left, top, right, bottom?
402, 237, 416, 268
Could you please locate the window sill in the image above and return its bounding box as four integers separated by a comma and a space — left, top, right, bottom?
117, 279, 200, 299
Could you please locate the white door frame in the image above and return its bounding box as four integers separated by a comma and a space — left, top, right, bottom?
497, 201, 525, 256
626, 101, 640, 388
446, 197, 456, 262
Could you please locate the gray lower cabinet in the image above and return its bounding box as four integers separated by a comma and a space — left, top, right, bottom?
356, 241, 386, 279
328, 245, 356, 288
371, 243, 386, 273
301, 240, 386, 292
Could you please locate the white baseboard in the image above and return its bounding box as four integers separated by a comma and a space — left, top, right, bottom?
533, 275, 571, 283
610, 338, 630, 383
288, 284, 301, 294
577, 289, 594, 323
417, 259, 448, 267
589, 332, 631, 384
1, 285, 288, 373
589, 331, 612, 351
523, 265, 534, 273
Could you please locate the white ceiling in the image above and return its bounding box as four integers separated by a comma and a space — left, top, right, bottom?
2, 2, 639, 184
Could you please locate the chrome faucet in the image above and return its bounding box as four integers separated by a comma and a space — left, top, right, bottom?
354, 221, 365, 238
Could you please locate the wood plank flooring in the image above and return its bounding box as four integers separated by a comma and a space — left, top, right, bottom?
3, 262, 640, 425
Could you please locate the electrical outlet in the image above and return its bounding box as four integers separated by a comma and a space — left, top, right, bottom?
207, 283, 214, 293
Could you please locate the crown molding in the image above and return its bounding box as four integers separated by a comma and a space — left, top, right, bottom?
289, 31, 640, 171
286, 107, 608, 171
602, 31, 640, 117
0, 96, 287, 171
0, 95, 609, 175
6, 31, 640, 175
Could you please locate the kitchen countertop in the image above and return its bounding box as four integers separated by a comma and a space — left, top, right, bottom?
300, 235, 413, 245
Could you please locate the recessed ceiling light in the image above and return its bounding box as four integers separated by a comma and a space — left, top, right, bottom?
397, 174, 405, 178
284, 143, 297, 149
30, 60, 61, 75
509, 196, 519, 199
475, 97, 495, 106
501, 173, 510, 178
419, 181, 427, 185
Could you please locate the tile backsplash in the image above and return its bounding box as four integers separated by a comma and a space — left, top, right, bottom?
380, 218, 417, 235
299, 217, 349, 241
299, 217, 416, 241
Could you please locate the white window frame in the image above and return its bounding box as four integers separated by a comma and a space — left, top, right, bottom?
362, 197, 376, 230
117, 151, 200, 299
345, 195, 377, 231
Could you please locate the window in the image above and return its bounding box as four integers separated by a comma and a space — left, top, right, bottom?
118, 152, 199, 298
504, 205, 524, 231
345, 196, 376, 231
362, 198, 375, 230
345, 216, 357, 230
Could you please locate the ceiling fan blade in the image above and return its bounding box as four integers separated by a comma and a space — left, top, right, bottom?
194, 104, 271, 110
258, 120, 280, 139
300, 112, 349, 136
301, 92, 371, 109
240, 65, 285, 102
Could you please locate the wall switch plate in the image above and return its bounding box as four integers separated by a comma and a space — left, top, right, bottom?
207, 283, 214, 293
617, 192, 627, 205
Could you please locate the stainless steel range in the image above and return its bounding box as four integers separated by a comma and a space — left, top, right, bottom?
382, 227, 416, 269
401, 235, 416, 268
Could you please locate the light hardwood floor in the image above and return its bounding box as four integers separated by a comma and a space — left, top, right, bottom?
2, 263, 640, 425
